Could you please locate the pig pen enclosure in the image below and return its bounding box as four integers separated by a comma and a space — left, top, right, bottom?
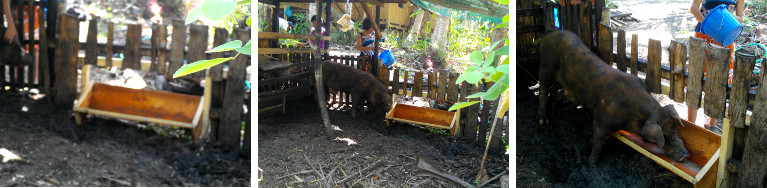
257, 0, 509, 187
518, 0, 767, 187
0, 1, 251, 186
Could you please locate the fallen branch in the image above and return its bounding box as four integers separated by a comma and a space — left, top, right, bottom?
277, 170, 315, 179
477, 170, 508, 188
338, 160, 383, 184
303, 153, 326, 180
413, 158, 474, 188
351, 165, 391, 186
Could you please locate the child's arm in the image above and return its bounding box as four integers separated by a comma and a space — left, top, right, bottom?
3, 0, 16, 43
689, 0, 704, 23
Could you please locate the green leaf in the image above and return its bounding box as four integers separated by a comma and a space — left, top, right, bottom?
496, 64, 509, 74
494, 45, 509, 56
466, 65, 480, 72
237, 0, 251, 5
185, 5, 203, 25
455, 74, 466, 84
498, 72, 509, 85
236, 40, 251, 55
500, 58, 509, 65
246, 17, 251, 26
494, 23, 508, 29
465, 72, 484, 84
173, 57, 233, 78
470, 51, 483, 65
206, 40, 242, 53
483, 82, 508, 101
466, 92, 485, 98
487, 71, 503, 82
448, 101, 480, 111
486, 51, 496, 67
481, 66, 496, 74
202, 0, 237, 22
502, 14, 509, 23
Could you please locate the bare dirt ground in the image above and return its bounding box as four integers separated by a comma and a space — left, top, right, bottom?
258, 97, 508, 187
0, 91, 250, 186
514, 69, 692, 187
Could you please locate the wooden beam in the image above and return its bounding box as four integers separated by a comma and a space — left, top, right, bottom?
258, 32, 331, 40
359, 0, 381, 38
258, 48, 329, 54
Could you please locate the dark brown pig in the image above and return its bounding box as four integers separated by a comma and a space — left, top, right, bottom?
536, 30, 689, 165
321, 61, 392, 117
0, 29, 32, 66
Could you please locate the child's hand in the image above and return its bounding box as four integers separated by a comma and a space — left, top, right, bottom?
4, 28, 15, 44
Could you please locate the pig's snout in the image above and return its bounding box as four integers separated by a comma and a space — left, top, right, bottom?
665, 136, 689, 162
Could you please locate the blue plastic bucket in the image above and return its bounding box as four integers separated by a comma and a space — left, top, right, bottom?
700, 4, 742, 46
379, 50, 395, 67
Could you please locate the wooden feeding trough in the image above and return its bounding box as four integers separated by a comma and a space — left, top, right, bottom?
611, 119, 720, 187
385, 95, 460, 135
73, 65, 212, 140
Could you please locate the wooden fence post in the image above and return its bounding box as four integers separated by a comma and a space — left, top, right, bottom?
188, 24, 209, 78
703, 45, 730, 119
616, 30, 626, 72
686, 37, 706, 112
720, 50, 757, 186
437, 70, 448, 101
53, 14, 80, 108
447, 73, 459, 102
124, 23, 142, 70
392, 69, 400, 95
464, 84, 480, 142
168, 19, 186, 76
414, 72, 423, 97
646, 39, 662, 93
220, 28, 250, 151
38, 7, 50, 96
210, 27, 228, 80
478, 99, 492, 145
737, 52, 767, 187
630, 34, 638, 75
85, 18, 98, 66
598, 23, 613, 66
671, 41, 687, 103
106, 22, 114, 68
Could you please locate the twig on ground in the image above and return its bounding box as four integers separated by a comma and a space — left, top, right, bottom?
338, 160, 384, 184
277, 170, 315, 179
302, 153, 326, 179
351, 165, 391, 186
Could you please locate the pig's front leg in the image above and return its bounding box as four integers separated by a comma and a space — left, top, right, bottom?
588, 119, 609, 166
351, 94, 361, 118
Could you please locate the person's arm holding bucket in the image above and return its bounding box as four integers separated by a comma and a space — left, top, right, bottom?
2, 0, 16, 44
690, 0, 704, 22
733, 0, 744, 23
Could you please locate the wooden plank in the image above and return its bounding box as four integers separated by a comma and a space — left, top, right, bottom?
53, 14, 80, 108
187, 24, 209, 78
123, 23, 142, 69
718, 119, 735, 187
729, 52, 758, 128
463, 84, 479, 141
220, 28, 250, 150
258, 48, 329, 54
585, 5, 593, 49
413, 72, 423, 97
37, 7, 50, 95
156, 24, 168, 74
209, 27, 226, 80
630, 34, 638, 75
392, 69, 400, 95
428, 72, 436, 99
106, 22, 114, 68
150, 24, 159, 72
574, 4, 581, 39
671, 41, 687, 102
646, 39, 662, 93
169, 19, 186, 76
478, 99, 492, 145
402, 70, 409, 96
437, 70, 448, 101
737, 56, 767, 186
257, 32, 331, 40
598, 23, 613, 66
703, 45, 730, 119
616, 30, 627, 72
447, 73, 458, 102
686, 37, 706, 110
579, 4, 587, 43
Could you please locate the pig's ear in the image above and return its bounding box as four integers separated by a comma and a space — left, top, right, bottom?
662, 104, 684, 127
642, 121, 665, 148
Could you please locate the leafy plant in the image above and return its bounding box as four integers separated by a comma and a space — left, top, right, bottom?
174, 0, 251, 78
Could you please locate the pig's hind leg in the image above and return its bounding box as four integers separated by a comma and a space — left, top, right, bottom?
537, 54, 559, 125
588, 116, 611, 166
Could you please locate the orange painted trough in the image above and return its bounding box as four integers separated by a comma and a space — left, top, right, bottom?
385, 98, 460, 135
73, 66, 212, 140
612, 119, 720, 187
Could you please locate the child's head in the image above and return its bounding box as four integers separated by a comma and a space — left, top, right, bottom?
362, 18, 373, 31
311, 15, 321, 27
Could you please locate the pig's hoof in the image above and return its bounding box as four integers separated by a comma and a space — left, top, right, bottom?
538, 118, 549, 125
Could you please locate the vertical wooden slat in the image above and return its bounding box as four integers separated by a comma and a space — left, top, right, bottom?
210, 27, 228, 81
630, 34, 638, 75
686, 37, 706, 110
37, 7, 50, 95
188, 24, 209, 78
27, 0, 34, 85
403, 70, 410, 96
580, 3, 587, 43
464, 84, 479, 141
106, 22, 114, 68
150, 24, 159, 72
156, 25, 168, 74
616, 30, 626, 72
53, 14, 79, 108
169, 19, 186, 76
646, 39, 662, 93
437, 70, 448, 101
598, 23, 613, 66
584, 5, 593, 49
737, 54, 767, 187
447, 73, 458, 102
703, 45, 731, 119
488, 100, 504, 153
413, 72, 423, 97
85, 17, 99, 66
730, 52, 757, 128
478, 99, 492, 145
392, 69, 400, 95
220, 28, 250, 151
668, 41, 678, 97
380, 65, 390, 94
574, 4, 581, 39
124, 23, 142, 69
671, 42, 687, 102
